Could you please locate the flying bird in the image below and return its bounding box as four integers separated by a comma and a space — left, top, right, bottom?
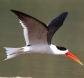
4, 10, 83, 65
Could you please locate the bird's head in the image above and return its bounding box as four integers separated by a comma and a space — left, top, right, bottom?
50, 44, 83, 65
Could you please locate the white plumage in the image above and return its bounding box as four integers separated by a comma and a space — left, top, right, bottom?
19, 20, 29, 45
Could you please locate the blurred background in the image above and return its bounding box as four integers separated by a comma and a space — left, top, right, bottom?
0, 0, 84, 78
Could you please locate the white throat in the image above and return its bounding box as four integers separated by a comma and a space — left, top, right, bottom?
50, 44, 68, 55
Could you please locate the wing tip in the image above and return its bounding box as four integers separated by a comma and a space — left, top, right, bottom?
64, 11, 68, 14
61, 11, 68, 17
10, 9, 28, 18
10, 9, 21, 18
10, 9, 23, 16
65, 11, 68, 16
10, 9, 19, 14
10, 9, 15, 12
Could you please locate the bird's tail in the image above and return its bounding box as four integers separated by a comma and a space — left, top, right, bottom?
4, 47, 21, 60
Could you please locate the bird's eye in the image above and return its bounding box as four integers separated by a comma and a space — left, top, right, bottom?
56, 46, 66, 50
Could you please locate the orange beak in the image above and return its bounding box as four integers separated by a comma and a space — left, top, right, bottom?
66, 52, 83, 65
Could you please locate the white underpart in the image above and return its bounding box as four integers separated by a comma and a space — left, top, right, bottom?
22, 46, 30, 52
4, 44, 69, 60
50, 44, 69, 55
19, 20, 29, 45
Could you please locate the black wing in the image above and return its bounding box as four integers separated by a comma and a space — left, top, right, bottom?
47, 12, 68, 44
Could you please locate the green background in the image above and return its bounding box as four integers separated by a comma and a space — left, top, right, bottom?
0, 0, 84, 78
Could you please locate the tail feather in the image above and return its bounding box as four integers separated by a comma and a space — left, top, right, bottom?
4, 47, 21, 60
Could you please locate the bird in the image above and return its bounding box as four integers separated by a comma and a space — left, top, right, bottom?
4, 10, 83, 65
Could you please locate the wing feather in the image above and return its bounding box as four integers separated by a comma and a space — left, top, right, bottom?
19, 20, 29, 45
11, 10, 48, 45
48, 12, 68, 44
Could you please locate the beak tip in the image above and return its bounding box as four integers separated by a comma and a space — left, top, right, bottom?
80, 62, 83, 65
76, 59, 83, 65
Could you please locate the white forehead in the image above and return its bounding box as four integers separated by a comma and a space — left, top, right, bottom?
50, 44, 69, 55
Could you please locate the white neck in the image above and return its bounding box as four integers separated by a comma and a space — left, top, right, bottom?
50, 44, 68, 55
